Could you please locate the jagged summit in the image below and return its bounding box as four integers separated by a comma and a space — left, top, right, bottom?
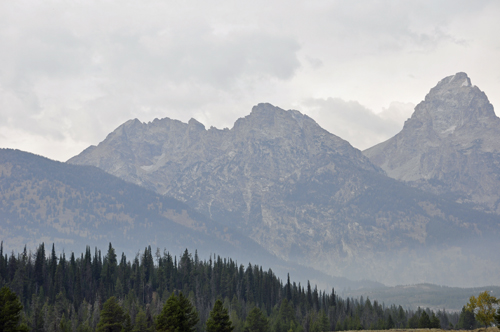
433, 72, 472, 92
68, 103, 378, 194
103, 104, 318, 136
408, 72, 496, 136
364, 72, 500, 212
231, 103, 318, 132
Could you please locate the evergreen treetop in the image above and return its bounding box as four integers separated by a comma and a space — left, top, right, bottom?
0, 286, 29, 332
97, 296, 125, 332
206, 299, 234, 332
156, 292, 199, 332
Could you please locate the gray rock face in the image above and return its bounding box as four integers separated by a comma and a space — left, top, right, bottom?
69, 102, 500, 286
71, 104, 377, 195
364, 72, 500, 212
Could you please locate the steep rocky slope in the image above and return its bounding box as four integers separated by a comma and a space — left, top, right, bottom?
364, 72, 500, 213
69, 103, 500, 286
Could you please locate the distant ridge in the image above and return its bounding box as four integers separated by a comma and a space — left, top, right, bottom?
0, 148, 250, 256
343, 283, 500, 311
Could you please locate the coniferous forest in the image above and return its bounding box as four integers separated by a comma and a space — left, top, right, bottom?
0, 242, 479, 332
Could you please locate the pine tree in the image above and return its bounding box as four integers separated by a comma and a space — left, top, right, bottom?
133, 309, 148, 332
97, 296, 125, 332
387, 314, 394, 329
318, 310, 329, 332
275, 299, 296, 330
0, 286, 29, 332
30, 295, 45, 332
34, 243, 45, 287
430, 313, 440, 328
285, 274, 292, 302
206, 299, 234, 332
123, 313, 133, 332
407, 314, 418, 328
458, 306, 477, 330
178, 292, 199, 332
418, 311, 431, 329
244, 307, 269, 332
156, 292, 199, 332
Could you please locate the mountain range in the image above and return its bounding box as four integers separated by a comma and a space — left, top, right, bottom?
1, 72, 499, 289
67, 73, 500, 287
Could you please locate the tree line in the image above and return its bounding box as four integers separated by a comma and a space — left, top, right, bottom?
0, 242, 480, 332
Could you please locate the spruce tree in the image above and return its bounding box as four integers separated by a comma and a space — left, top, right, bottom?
418, 311, 431, 329
206, 299, 234, 332
244, 307, 269, 332
96, 296, 125, 332
318, 310, 329, 332
156, 292, 199, 332
387, 314, 394, 329
133, 309, 148, 332
123, 314, 133, 332
179, 292, 199, 332
0, 286, 29, 332
430, 313, 440, 328
458, 307, 477, 330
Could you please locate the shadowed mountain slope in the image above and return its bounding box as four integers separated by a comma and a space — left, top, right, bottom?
0, 149, 260, 256
1, 148, 379, 290
0, 149, 323, 284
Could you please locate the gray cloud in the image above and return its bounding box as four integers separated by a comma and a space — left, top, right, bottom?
0, 0, 499, 161
300, 98, 414, 150
0, 1, 302, 158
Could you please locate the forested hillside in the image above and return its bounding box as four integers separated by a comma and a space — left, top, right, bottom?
0, 243, 475, 332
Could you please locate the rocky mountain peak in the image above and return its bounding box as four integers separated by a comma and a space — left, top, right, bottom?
433, 72, 471, 93
409, 72, 495, 136
233, 103, 317, 133
364, 73, 500, 213
124, 118, 142, 127
188, 118, 206, 131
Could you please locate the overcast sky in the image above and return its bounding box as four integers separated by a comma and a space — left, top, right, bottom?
1, 0, 499, 161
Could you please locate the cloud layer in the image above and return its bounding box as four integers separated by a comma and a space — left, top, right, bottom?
0, 0, 499, 160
